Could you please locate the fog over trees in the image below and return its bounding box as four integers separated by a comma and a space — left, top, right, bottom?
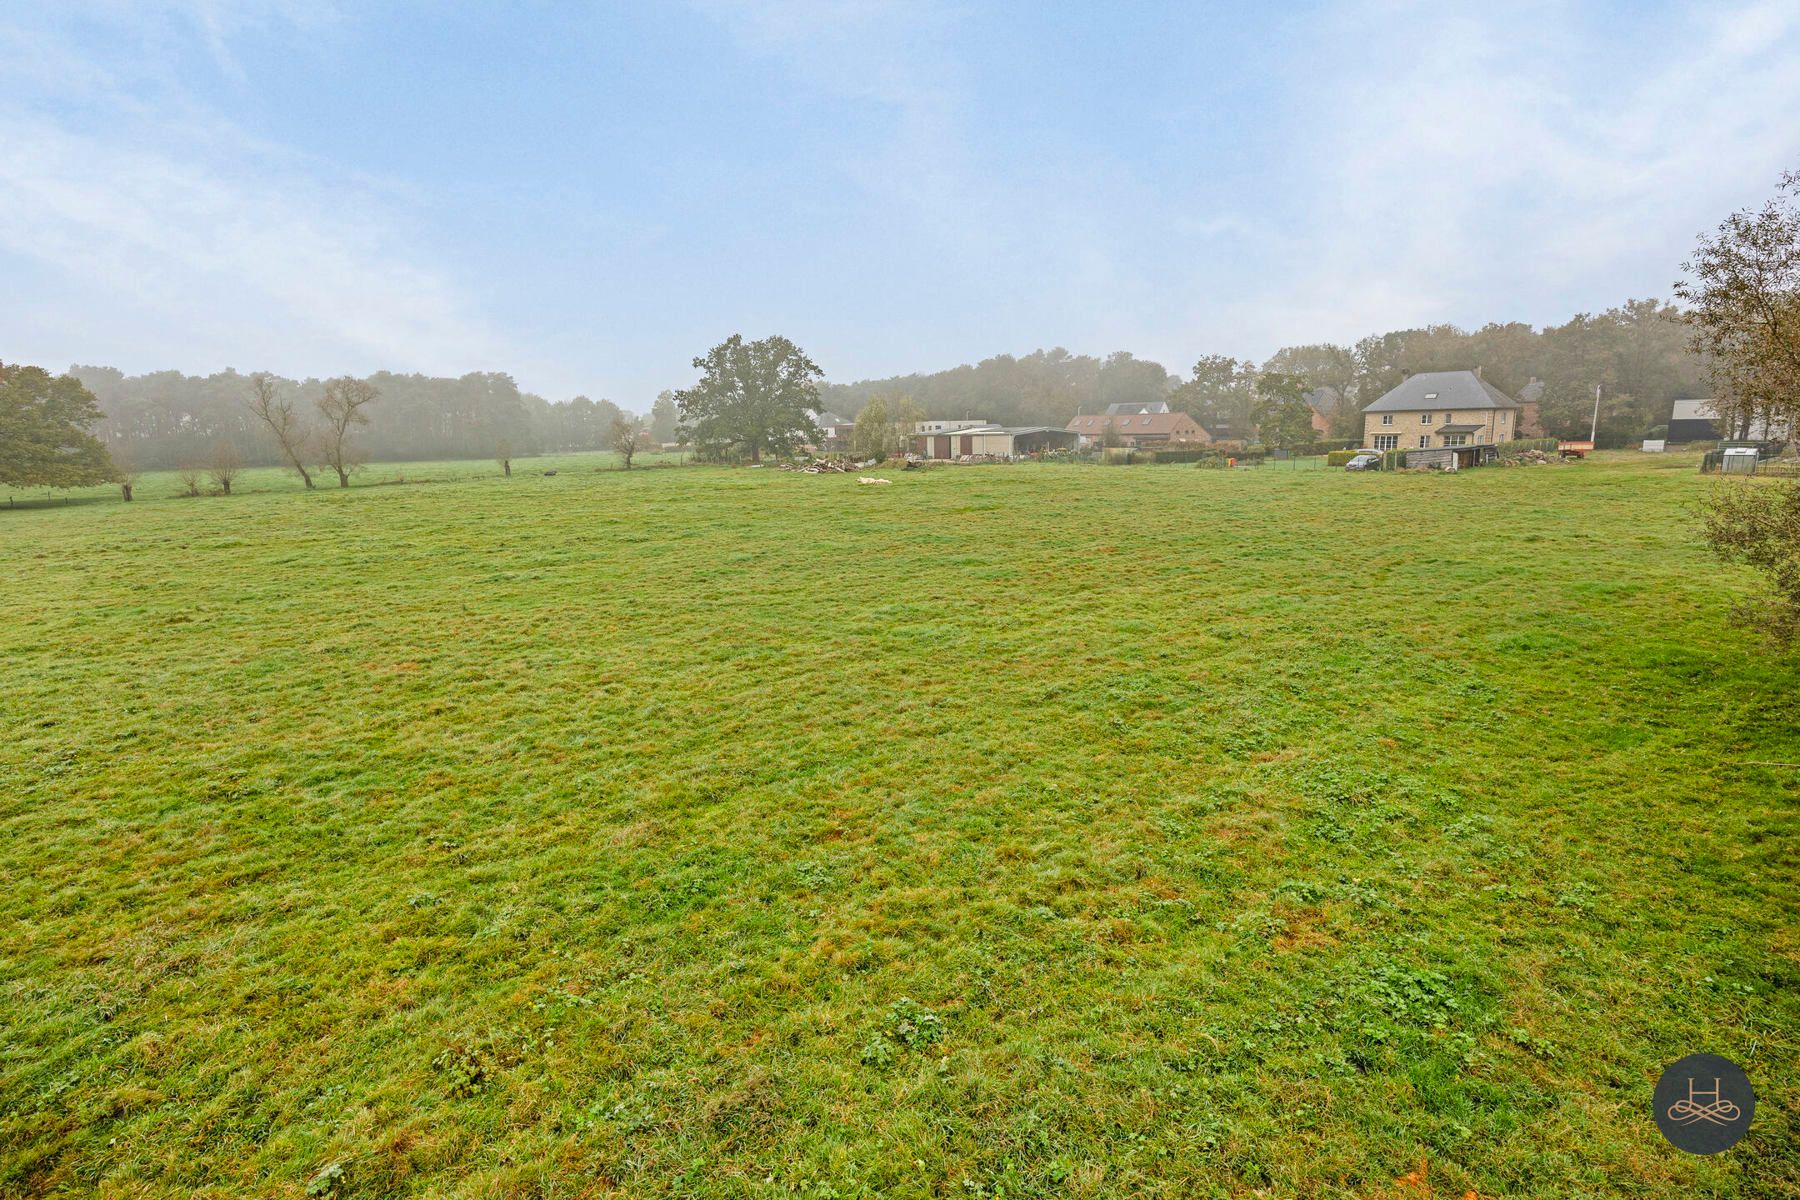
62, 295, 1708, 471
819, 299, 1707, 444
73, 367, 637, 470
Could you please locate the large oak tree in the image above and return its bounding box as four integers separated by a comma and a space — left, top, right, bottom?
674, 335, 822, 463
0, 363, 116, 493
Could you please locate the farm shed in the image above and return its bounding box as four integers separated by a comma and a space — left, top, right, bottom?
1668, 399, 1795, 443
963, 426, 1078, 456
910, 425, 1077, 459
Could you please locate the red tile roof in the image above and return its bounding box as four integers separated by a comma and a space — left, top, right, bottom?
1065, 412, 1208, 437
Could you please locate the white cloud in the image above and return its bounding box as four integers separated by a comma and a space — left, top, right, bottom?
1216, 0, 1800, 354
5, 1, 1797, 392
0, 115, 496, 374
0, 3, 498, 382
688, 0, 1173, 369
697, 0, 1800, 379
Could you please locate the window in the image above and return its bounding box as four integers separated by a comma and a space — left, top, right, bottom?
1444, 434, 1469, 446
1420, 413, 1433, 425
1443, 413, 1453, 424
1381, 414, 1393, 425
1417, 435, 1430, 448
1374, 434, 1397, 450
1424, 392, 1439, 400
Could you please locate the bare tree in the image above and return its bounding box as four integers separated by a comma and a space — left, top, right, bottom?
246, 373, 316, 489
317, 377, 379, 488
208, 441, 243, 495
495, 438, 513, 477
112, 447, 141, 502
609, 415, 643, 468
175, 462, 204, 497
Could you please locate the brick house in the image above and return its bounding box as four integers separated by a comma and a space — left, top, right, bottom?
1305, 387, 1343, 438
1065, 410, 1210, 448
1362, 370, 1521, 452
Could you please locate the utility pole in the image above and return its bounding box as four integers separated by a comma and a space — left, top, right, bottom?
1589, 384, 1601, 445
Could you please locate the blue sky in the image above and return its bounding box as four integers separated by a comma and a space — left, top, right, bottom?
4, 2, 1799, 407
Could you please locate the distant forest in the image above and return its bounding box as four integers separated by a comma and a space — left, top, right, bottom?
73, 297, 1706, 468
73, 367, 648, 471
819, 299, 1707, 445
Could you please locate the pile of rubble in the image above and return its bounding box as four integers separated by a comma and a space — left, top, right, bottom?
1499, 448, 1559, 466
777, 458, 863, 474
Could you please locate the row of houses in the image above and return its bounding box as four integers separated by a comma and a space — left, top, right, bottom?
825, 371, 1529, 460
914, 372, 1534, 459
814, 371, 1746, 462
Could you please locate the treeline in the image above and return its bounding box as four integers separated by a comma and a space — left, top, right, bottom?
819, 299, 1708, 444
71, 366, 644, 470
818, 349, 1172, 430
47, 295, 1711, 472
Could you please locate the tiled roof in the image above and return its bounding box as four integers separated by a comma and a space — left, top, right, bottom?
1066, 412, 1204, 434
1363, 371, 1520, 414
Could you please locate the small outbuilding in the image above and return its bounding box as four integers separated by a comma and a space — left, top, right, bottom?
1668, 399, 1795, 443
1405, 444, 1498, 471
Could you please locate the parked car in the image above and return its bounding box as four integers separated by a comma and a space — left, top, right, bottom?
1344, 452, 1382, 471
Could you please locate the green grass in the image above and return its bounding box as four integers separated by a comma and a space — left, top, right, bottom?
2, 452, 1795, 1198
1, 448, 687, 511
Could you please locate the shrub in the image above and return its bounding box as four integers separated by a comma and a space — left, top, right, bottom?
1326, 450, 1358, 467
1702, 478, 1800, 645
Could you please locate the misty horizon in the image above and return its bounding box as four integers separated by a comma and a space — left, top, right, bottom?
5, 3, 1798, 404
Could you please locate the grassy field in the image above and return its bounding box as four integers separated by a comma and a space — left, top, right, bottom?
3, 449, 686, 510
2, 452, 1795, 1198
